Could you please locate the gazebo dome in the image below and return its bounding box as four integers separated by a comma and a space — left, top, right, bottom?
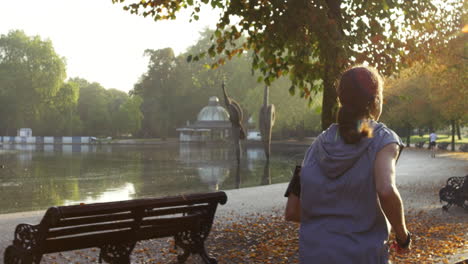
197, 96, 230, 121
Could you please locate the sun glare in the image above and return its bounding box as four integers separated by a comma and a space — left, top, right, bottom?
462, 24, 468, 33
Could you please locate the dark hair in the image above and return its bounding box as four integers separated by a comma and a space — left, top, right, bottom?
337, 66, 383, 144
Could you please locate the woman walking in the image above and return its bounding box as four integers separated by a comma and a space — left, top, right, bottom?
429, 131, 437, 158
285, 66, 411, 263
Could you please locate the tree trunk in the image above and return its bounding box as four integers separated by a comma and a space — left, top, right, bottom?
406, 124, 411, 147
297, 121, 305, 140
456, 120, 462, 140
320, 0, 345, 131
321, 71, 339, 131
451, 119, 456, 151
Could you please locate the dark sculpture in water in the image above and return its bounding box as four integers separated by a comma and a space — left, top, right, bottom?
221, 81, 246, 164
259, 86, 275, 160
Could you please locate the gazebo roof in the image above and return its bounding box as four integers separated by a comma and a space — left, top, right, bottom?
197, 96, 230, 122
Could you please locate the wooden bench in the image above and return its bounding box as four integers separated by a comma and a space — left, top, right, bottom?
415, 141, 425, 148
437, 142, 449, 150
439, 175, 468, 211
4, 192, 227, 264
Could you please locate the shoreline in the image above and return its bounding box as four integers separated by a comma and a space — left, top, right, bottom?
0, 138, 315, 145
1, 138, 466, 153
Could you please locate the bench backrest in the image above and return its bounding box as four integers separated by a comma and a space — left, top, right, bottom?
35, 192, 227, 253
416, 141, 425, 148
438, 142, 449, 150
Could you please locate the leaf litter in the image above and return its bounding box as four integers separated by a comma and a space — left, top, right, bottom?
41, 209, 467, 263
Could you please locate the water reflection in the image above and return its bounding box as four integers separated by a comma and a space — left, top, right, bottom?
197, 166, 229, 191
246, 148, 264, 171
261, 161, 271, 185
1, 143, 95, 154
64, 182, 136, 206
230, 163, 242, 189
0, 143, 306, 213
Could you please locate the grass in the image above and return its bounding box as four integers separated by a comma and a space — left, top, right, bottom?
409, 134, 468, 144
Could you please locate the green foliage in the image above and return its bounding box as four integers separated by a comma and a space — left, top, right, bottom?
116, 95, 144, 135
113, 0, 463, 129
381, 33, 467, 133
37, 81, 82, 136
76, 80, 111, 136
132, 48, 178, 138
0, 30, 66, 134
75, 79, 144, 137
0, 30, 144, 137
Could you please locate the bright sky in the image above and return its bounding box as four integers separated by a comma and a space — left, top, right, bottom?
0, 0, 219, 92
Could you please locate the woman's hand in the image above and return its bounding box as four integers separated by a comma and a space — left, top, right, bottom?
391, 231, 412, 254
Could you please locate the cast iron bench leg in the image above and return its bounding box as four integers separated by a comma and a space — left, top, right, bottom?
99, 242, 135, 264
4, 245, 34, 264
198, 245, 217, 264
175, 230, 216, 264
177, 250, 190, 263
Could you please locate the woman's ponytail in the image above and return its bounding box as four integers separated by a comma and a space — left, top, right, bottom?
337, 105, 373, 144
337, 66, 381, 144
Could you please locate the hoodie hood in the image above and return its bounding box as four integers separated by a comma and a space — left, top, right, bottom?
315, 122, 385, 179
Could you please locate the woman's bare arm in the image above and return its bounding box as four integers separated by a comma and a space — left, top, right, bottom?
285, 193, 301, 222
374, 143, 409, 243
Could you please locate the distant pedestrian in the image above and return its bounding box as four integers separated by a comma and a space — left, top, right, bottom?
429, 131, 437, 158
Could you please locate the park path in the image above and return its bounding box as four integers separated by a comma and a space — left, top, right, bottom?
0, 148, 466, 263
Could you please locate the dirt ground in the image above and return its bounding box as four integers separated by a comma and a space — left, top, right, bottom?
1, 148, 467, 263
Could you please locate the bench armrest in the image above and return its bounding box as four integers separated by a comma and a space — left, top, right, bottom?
13, 224, 41, 250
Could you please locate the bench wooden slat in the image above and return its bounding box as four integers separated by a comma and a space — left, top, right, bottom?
58, 192, 226, 218
55, 211, 134, 227
44, 221, 199, 253
44, 229, 133, 253
47, 221, 134, 238
48, 214, 200, 238
54, 204, 210, 228
140, 213, 202, 228
144, 204, 211, 218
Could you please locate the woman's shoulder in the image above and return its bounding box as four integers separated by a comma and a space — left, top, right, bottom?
372, 122, 404, 147
302, 125, 338, 165
373, 122, 398, 136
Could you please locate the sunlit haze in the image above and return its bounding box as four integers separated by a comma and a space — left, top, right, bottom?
0, 0, 220, 92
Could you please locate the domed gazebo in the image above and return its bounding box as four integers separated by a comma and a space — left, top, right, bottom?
177, 96, 232, 141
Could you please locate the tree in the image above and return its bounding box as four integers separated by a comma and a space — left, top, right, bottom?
38, 81, 82, 136
427, 33, 467, 150
116, 95, 143, 136
132, 48, 178, 138
75, 79, 112, 136
106, 88, 133, 136
381, 31, 467, 148
0, 30, 66, 134
381, 69, 443, 146
113, 0, 463, 130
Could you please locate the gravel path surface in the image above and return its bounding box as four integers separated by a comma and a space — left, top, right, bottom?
0, 148, 466, 263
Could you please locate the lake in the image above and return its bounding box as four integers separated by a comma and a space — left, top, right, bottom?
0, 143, 308, 214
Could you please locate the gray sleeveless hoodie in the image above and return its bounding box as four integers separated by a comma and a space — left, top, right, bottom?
299, 122, 403, 264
